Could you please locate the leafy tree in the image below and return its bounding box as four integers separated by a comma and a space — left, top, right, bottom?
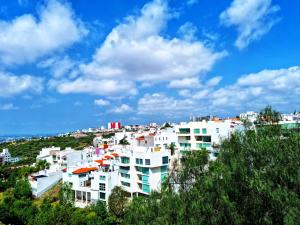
119, 138, 130, 145
13, 179, 32, 199
125, 124, 300, 225
257, 105, 282, 124
108, 186, 129, 218
59, 182, 74, 206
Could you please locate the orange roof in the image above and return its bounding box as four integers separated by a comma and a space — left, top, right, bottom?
136, 136, 145, 140
111, 153, 119, 157
95, 159, 104, 164
72, 167, 97, 174
104, 155, 113, 159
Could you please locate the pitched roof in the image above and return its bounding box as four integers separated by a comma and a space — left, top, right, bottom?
72, 167, 98, 174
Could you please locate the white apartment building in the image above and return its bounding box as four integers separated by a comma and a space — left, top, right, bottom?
154, 127, 178, 149
175, 120, 241, 152
240, 111, 258, 123
0, 149, 20, 164
62, 146, 170, 207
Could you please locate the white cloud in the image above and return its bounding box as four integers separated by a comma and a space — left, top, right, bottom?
168, 77, 199, 89
38, 56, 77, 78
54, 0, 225, 96
137, 93, 196, 117
220, 0, 280, 49
178, 22, 198, 41
138, 66, 300, 117
0, 103, 18, 110
110, 104, 133, 114
0, 71, 43, 97
0, 0, 87, 65
211, 66, 300, 109
94, 99, 109, 106
56, 79, 137, 96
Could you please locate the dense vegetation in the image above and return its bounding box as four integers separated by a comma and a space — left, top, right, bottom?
0, 135, 95, 164
125, 125, 300, 225
0, 181, 118, 225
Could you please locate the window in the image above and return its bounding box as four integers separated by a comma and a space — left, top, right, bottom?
161, 165, 168, 173
145, 140, 147, 144
99, 183, 106, 191
142, 184, 150, 193
194, 128, 200, 134
166, 137, 168, 140
162, 156, 169, 164
136, 166, 143, 172
121, 181, 131, 187
136, 158, 143, 165
142, 175, 149, 184
179, 128, 190, 134
121, 173, 130, 179
216, 128, 219, 133
145, 159, 151, 165
99, 192, 106, 199
203, 136, 211, 142
99, 175, 106, 181
121, 157, 130, 164
185, 136, 191, 140
202, 128, 207, 134
142, 167, 149, 174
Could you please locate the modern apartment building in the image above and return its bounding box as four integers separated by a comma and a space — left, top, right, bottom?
62, 146, 170, 207
175, 120, 242, 152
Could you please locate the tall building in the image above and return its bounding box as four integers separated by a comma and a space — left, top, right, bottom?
108, 122, 122, 129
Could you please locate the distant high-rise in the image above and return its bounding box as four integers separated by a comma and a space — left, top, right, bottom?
108, 122, 122, 129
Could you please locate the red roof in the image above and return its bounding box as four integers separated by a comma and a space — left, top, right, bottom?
95, 159, 104, 164
62, 168, 67, 172
136, 136, 145, 141
111, 152, 119, 157
104, 155, 113, 159
72, 167, 97, 174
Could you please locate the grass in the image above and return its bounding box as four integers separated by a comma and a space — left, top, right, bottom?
33, 181, 62, 207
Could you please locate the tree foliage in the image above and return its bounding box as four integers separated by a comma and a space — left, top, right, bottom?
125, 125, 300, 225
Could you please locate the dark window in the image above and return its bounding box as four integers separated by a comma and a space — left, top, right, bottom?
145, 159, 151, 165
162, 156, 169, 164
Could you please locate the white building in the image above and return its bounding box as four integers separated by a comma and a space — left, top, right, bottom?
0, 149, 20, 164
62, 146, 170, 207
240, 111, 258, 123
175, 120, 242, 153
154, 127, 178, 149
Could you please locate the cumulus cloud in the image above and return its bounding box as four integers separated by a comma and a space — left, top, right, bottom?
94, 99, 110, 106
110, 104, 133, 114
56, 79, 137, 96
0, 71, 43, 97
220, 0, 280, 49
54, 0, 225, 97
0, 0, 87, 65
138, 93, 196, 117
38, 56, 77, 78
178, 22, 198, 41
138, 66, 300, 117
211, 66, 300, 110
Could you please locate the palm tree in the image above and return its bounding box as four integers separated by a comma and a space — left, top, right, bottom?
257, 105, 282, 124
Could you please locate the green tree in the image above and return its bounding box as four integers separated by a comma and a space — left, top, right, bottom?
108, 186, 129, 219
13, 179, 32, 199
59, 182, 74, 206
257, 105, 282, 124
119, 137, 130, 145
125, 124, 300, 225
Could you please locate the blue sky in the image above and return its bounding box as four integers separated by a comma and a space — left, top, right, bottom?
0, 0, 299, 135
